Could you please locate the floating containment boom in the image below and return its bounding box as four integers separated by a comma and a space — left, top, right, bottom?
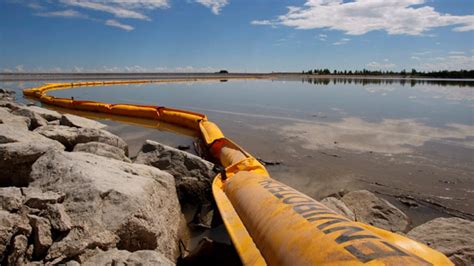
24, 81, 453, 266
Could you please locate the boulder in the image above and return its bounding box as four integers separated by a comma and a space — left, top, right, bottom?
135, 140, 215, 204
82, 248, 174, 266
0, 187, 23, 211
0, 123, 65, 187
60, 114, 107, 129
341, 190, 409, 232
11, 108, 48, 130
407, 217, 474, 265
73, 142, 131, 163
0, 210, 32, 259
320, 197, 355, 220
30, 151, 183, 262
28, 215, 53, 259
0, 107, 30, 130
34, 125, 128, 154
16, 106, 61, 121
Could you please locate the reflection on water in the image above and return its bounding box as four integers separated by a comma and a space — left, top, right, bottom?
280, 118, 474, 154
2, 78, 473, 157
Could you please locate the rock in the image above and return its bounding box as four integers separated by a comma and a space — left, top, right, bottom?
73, 142, 131, 163
60, 114, 107, 129
179, 237, 241, 266
0, 107, 30, 129
321, 197, 355, 220
190, 203, 214, 229
0, 101, 22, 112
0, 123, 65, 187
45, 227, 118, 263
0, 89, 15, 101
407, 217, 474, 265
341, 190, 409, 232
11, 108, 48, 130
0, 187, 23, 211
28, 215, 53, 259
34, 125, 128, 154
47, 120, 60, 125
135, 140, 215, 204
7, 234, 28, 265
41, 204, 73, 232
23, 187, 65, 209
0, 210, 32, 259
16, 106, 61, 121
82, 248, 174, 266
30, 151, 183, 262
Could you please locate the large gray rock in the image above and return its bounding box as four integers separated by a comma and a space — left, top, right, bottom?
0, 123, 65, 186
0, 107, 30, 130
73, 142, 131, 163
408, 217, 474, 266
17, 106, 61, 121
12, 108, 48, 130
321, 197, 356, 220
341, 190, 409, 232
60, 114, 107, 129
34, 125, 128, 154
30, 151, 183, 262
82, 248, 174, 266
135, 140, 215, 204
0, 187, 23, 211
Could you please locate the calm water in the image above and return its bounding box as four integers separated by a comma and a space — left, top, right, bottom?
2, 78, 474, 219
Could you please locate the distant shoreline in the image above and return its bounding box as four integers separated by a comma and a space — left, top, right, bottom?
1, 72, 473, 82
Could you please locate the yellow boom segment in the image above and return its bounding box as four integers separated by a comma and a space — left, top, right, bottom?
23, 81, 453, 266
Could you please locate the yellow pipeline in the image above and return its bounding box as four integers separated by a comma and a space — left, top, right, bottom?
23, 81, 453, 266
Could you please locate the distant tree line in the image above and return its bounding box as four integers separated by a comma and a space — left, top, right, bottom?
301, 69, 474, 79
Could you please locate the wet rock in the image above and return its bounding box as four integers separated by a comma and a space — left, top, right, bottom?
16, 106, 61, 121
321, 197, 355, 220
407, 217, 474, 265
34, 125, 128, 154
11, 108, 48, 130
73, 142, 131, 163
135, 140, 215, 204
60, 114, 106, 129
28, 215, 53, 259
0, 187, 23, 211
7, 234, 28, 265
23, 188, 65, 209
0, 123, 65, 186
0, 210, 32, 260
41, 204, 73, 232
30, 151, 183, 262
82, 248, 174, 266
341, 190, 409, 232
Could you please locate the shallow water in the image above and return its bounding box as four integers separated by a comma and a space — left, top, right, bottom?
2, 78, 474, 221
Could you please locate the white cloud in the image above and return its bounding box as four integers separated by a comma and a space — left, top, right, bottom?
251, 20, 272, 25
15, 65, 25, 72
36, 9, 86, 18
251, 0, 474, 36
366, 61, 396, 69
417, 55, 474, 71
449, 51, 465, 55
332, 38, 350, 45
412, 51, 432, 56
195, 0, 229, 15
105, 19, 134, 31
411, 56, 421, 60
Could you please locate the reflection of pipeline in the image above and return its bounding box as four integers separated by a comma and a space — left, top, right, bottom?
24, 81, 452, 266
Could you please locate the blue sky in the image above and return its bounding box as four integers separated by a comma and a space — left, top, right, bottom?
0, 0, 473, 72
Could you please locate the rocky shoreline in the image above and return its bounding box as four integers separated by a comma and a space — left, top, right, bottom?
1, 89, 472, 265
